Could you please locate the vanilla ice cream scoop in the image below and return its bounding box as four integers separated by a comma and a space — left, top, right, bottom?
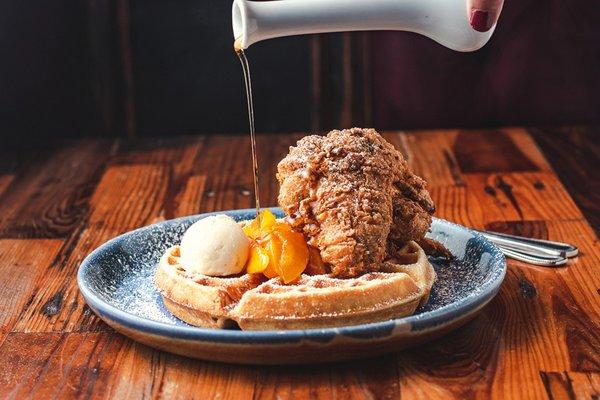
179, 214, 250, 276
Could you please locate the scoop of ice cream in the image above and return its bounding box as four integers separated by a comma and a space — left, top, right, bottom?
179, 214, 250, 276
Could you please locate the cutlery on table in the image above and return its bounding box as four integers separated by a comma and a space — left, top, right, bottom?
477, 230, 578, 267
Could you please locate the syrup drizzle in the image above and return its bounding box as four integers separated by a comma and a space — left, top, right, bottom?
235, 39, 261, 218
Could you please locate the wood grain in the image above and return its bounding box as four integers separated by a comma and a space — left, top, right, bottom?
172, 175, 206, 218
453, 129, 541, 173
0, 141, 114, 239
388, 130, 462, 188
0, 128, 598, 399
0, 240, 63, 332
14, 164, 169, 333
462, 172, 583, 224
385, 127, 552, 189
531, 126, 600, 236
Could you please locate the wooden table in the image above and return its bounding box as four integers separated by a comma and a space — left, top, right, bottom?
0, 127, 598, 399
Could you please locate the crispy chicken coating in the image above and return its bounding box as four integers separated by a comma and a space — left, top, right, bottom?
277, 128, 436, 277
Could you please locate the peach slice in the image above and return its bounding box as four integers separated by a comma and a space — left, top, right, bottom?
243, 210, 308, 282
278, 230, 309, 283
246, 245, 270, 274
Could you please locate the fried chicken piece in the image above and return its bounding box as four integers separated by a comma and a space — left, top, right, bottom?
389, 172, 435, 244
277, 128, 436, 277
415, 237, 454, 259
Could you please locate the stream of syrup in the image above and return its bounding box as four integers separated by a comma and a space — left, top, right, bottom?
234, 39, 261, 219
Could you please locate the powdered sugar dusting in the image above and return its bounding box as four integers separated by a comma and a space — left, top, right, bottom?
80, 212, 504, 328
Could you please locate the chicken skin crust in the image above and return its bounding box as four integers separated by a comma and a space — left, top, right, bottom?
277, 128, 435, 278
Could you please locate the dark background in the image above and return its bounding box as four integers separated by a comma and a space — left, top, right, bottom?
0, 0, 598, 142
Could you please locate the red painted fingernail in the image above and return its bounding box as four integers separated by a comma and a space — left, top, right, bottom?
470, 10, 491, 32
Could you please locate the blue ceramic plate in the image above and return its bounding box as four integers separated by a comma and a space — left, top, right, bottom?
78, 208, 506, 364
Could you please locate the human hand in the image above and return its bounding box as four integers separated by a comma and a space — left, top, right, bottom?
468, 0, 505, 32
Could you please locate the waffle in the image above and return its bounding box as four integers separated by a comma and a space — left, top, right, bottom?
155, 241, 435, 330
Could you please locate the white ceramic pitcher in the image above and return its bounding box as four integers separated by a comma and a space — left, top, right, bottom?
232, 0, 495, 52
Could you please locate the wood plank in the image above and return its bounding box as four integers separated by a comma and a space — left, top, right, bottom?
463, 172, 583, 224
531, 126, 600, 236
455, 127, 550, 174
544, 222, 600, 373
397, 275, 561, 399
252, 357, 400, 400
190, 134, 301, 212
486, 266, 570, 398
112, 136, 203, 166
110, 136, 204, 221
503, 128, 553, 172
0, 140, 115, 239
0, 332, 257, 399
0, 130, 597, 399
540, 371, 600, 400
396, 312, 502, 398
154, 360, 256, 400
485, 220, 600, 322
566, 372, 600, 399
487, 236, 598, 397
540, 371, 578, 400
161, 138, 204, 220
99, 336, 167, 399
13, 164, 169, 333
171, 175, 206, 217
429, 185, 486, 229
395, 265, 571, 399
0, 332, 126, 399
190, 134, 255, 212
392, 225, 597, 398
385, 128, 552, 189
431, 172, 584, 230
0, 239, 63, 333
0, 321, 516, 400
484, 220, 551, 239
388, 130, 461, 188
87, 164, 169, 232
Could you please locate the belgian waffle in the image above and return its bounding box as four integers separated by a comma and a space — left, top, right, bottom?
155, 241, 436, 330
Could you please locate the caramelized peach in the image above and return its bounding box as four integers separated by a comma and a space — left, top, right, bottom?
264, 232, 283, 278
246, 245, 269, 274
278, 230, 309, 283
243, 210, 308, 282
242, 209, 276, 239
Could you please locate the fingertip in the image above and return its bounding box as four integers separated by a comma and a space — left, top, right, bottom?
470, 9, 492, 32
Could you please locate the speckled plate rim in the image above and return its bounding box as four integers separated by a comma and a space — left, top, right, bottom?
78, 208, 507, 345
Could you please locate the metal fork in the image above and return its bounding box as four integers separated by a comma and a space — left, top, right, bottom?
477, 230, 579, 267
